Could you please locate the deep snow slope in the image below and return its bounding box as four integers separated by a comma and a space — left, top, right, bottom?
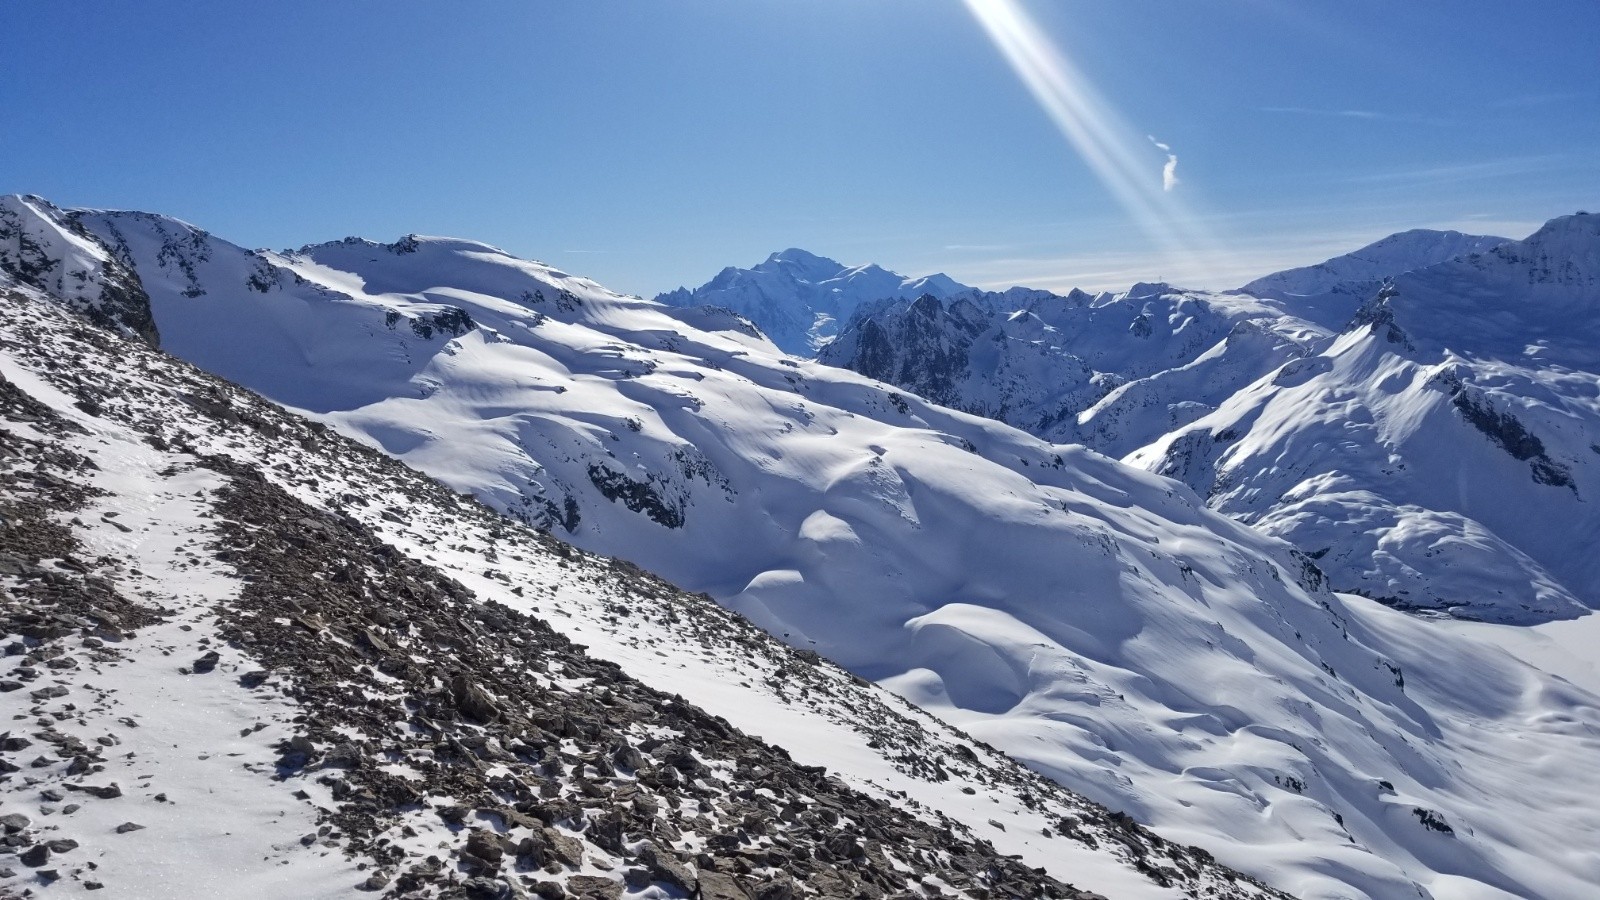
0, 282, 1273, 899
9, 196, 1600, 898
1130, 214, 1600, 625
1239, 229, 1508, 328
656, 249, 968, 356
820, 285, 1326, 460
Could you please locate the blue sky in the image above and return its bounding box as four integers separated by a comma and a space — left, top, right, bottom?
3, 1, 1596, 296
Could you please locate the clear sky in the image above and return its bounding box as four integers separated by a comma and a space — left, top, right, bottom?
3, 1, 1597, 296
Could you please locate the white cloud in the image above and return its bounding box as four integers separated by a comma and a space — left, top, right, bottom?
1148, 135, 1179, 192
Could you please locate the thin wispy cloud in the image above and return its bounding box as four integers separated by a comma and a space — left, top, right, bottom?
1148, 136, 1179, 192
1259, 106, 1454, 126
1488, 91, 1591, 109
1346, 154, 1567, 186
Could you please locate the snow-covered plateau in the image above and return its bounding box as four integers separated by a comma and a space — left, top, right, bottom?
4, 193, 1600, 900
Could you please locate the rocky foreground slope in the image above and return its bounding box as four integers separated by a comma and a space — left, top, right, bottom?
0, 283, 1275, 898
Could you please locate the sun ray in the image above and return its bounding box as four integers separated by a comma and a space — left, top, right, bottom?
962, 0, 1226, 285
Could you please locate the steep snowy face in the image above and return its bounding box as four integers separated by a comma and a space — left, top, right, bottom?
31, 204, 1600, 899
822, 283, 1326, 458
1131, 214, 1600, 624
0, 195, 156, 344
656, 249, 969, 355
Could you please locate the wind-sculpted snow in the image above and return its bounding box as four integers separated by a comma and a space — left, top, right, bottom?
1131, 214, 1600, 626
656, 248, 968, 356
11, 198, 1600, 898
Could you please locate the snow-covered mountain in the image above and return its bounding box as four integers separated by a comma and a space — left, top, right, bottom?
0, 281, 1262, 900
1131, 214, 1600, 624
655, 249, 968, 356
8, 194, 1600, 899
1239, 229, 1510, 329
815, 224, 1597, 624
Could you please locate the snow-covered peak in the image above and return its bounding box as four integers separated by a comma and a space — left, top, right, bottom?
657, 249, 973, 356
1243, 228, 1509, 298
763, 246, 842, 272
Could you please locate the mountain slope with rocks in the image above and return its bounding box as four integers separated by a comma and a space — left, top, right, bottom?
6, 196, 1600, 899
0, 280, 1272, 899
656, 250, 968, 356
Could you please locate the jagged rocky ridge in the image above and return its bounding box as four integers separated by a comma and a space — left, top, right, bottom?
818, 285, 1323, 460
0, 286, 1279, 899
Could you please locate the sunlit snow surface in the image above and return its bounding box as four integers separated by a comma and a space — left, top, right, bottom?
6, 197, 1594, 898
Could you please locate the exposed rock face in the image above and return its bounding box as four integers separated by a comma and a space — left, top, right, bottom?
0, 196, 158, 346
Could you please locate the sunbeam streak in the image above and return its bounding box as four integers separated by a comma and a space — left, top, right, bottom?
963, 0, 1224, 282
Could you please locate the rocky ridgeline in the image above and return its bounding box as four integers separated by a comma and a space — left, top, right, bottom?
0, 287, 1284, 898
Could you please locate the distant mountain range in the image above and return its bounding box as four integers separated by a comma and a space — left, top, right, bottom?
7, 192, 1600, 900
655, 248, 968, 355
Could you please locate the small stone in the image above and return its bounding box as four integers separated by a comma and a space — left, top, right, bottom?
362, 871, 390, 891
63, 782, 122, 799
191, 651, 221, 674
19, 843, 50, 867
114, 822, 145, 834
566, 875, 623, 900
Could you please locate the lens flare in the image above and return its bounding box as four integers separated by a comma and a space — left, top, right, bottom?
962, 0, 1223, 284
